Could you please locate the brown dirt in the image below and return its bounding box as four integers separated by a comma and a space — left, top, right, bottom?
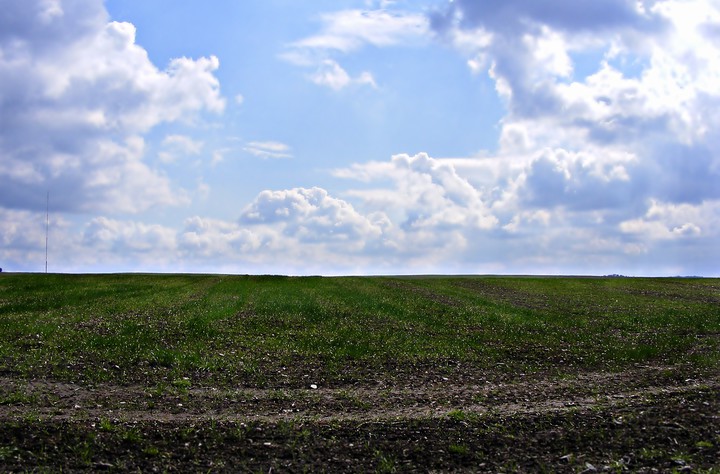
1, 364, 718, 472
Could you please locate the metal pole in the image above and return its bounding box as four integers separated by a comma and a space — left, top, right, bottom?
45, 191, 49, 274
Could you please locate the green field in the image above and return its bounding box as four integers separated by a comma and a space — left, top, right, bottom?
0, 273, 718, 471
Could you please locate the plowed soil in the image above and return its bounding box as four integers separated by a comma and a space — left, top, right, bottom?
1, 363, 718, 472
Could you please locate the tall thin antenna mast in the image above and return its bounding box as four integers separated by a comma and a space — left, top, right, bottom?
45, 191, 49, 274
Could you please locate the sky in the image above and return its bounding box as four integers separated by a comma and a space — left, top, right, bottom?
1, 0, 719, 276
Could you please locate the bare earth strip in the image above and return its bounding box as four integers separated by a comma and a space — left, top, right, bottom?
0, 365, 718, 424
1, 365, 719, 472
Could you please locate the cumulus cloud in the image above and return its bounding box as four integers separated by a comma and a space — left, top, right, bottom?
0, 210, 178, 273
430, 0, 664, 36
0, 209, 49, 262
429, 0, 720, 204
240, 187, 386, 247
517, 147, 637, 211
331, 147, 720, 275
178, 216, 271, 260
82, 217, 176, 253
0, 0, 224, 214
180, 207, 389, 273
335, 153, 498, 233
1, 147, 717, 275
422, 0, 720, 270
2, 0, 718, 276
0, 207, 85, 272
620, 200, 716, 240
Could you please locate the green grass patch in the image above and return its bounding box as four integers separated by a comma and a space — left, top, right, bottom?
0, 273, 718, 386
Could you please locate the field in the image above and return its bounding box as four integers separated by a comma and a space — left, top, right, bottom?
0, 273, 718, 472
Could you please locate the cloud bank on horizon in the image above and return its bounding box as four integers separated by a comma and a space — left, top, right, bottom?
1, 0, 719, 276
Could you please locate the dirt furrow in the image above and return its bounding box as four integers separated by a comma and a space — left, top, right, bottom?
2, 366, 717, 424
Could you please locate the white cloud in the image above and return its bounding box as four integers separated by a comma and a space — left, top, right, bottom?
0, 209, 48, 256
310, 59, 351, 90
336, 152, 498, 232
0, 207, 80, 272
240, 187, 386, 246
83, 217, 176, 253
243, 141, 293, 159
284, 7, 427, 89
210, 148, 231, 166
0, 210, 179, 273
516, 147, 637, 211
163, 135, 204, 154
159, 135, 204, 163
291, 9, 428, 53
195, 179, 211, 200
179, 216, 269, 259
309, 59, 376, 90
2, 0, 719, 276
620, 199, 717, 240
1, 154, 718, 275
329, 149, 720, 275
0, 0, 224, 214
428, 0, 720, 210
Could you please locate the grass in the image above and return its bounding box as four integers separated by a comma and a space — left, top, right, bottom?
0, 386, 37, 406
448, 443, 469, 455
0, 273, 718, 386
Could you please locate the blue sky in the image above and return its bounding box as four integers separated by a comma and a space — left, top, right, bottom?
1, 0, 719, 276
